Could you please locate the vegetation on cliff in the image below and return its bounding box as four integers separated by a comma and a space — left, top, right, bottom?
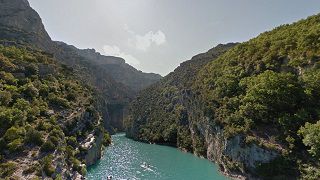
0, 45, 106, 179
127, 14, 320, 179
126, 43, 237, 149
195, 14, 320, 178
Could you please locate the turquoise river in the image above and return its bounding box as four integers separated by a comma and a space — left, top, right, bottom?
87, 133, 229, 180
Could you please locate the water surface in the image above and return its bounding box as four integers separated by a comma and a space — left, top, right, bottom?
87, 133, 228, 180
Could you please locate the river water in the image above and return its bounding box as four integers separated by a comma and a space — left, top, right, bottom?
86, 133, 228, 180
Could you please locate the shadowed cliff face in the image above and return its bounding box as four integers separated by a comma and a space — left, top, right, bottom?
105, 104, 129, 132
0, 0, 161, 130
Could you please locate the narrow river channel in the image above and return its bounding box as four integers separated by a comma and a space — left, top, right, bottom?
87, 133, 229, 180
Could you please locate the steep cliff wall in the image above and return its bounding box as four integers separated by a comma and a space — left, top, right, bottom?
82, 132, 103, 167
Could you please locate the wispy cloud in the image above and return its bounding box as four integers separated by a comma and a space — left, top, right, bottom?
102, 45, 140, 66
125, 24, 167, 51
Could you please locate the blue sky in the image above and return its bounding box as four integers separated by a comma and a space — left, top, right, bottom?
29, 0, 320, 75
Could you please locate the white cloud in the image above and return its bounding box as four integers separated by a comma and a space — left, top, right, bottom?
102, 45, 140, 66
125, 25, 167, 51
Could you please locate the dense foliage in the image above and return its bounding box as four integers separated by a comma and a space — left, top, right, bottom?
127, 14, 320, 179
194, 14, 320, 178
0, 45, 105, 179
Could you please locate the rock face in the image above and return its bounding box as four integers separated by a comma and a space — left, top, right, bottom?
0, 0, 161, 131
183, 96, 280, 178
190, 117, 279, 179
0, 0, 54, 51
72, 46, 162, 92
56, 42, 162, 93
82, 132, 103, 167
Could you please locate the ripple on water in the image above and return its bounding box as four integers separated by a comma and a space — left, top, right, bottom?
86, 133, 229, 180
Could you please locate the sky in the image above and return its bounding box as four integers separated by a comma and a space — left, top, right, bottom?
28, 0, 320, 76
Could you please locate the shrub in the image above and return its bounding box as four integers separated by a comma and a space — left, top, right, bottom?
71, 157, 85, 175
0, 90, 12, 106
36, 120, 52, 131
245, 136, 259, 145
66, 136, 77, 148
66, 91, 77, 101
48, 136, 59, 146
0, 71, 17, 85
299, 163, 320, 180
40, 140, 55, 152
65, 145, 76, 159
23, 163, 40, 175
0, 54, 16, 71
103, 133, 111, 146
41, 155, 55, 177
7, 138, 24, 152
48, 94, 70, 109
299, 121, 320, 158
3, 126, 25, 142
0, 162, 16, 178
55, 174, 63, 180
25, 64, 39, 77
22, 83, 39, 98
25, 128, 44, 146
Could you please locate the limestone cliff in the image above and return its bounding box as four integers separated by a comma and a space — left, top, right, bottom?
0, 0, 54, 51
81, 132, 103, 167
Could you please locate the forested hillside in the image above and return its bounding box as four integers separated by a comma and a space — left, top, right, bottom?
126, 43, 237, 144
126, 14, 320, 179
0, 45, 111, 179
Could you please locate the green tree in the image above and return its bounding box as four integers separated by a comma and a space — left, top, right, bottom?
240, 70, 303, 124
0, 91, 12, 106
299, 121, 320, 158
25, 128, 44, 146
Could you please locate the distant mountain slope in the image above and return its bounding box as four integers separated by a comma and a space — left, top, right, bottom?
56, 42, 161, 93
0, 0, 161, 130
126, 14, 320, 179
